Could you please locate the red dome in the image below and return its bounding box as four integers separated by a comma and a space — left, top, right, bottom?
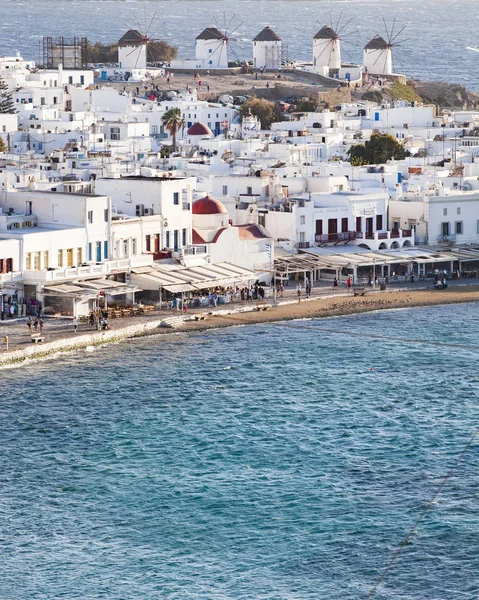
192, 195, 228, 215
187, 122, 213, 136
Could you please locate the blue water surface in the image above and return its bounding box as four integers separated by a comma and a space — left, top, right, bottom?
0, 304, 478, 599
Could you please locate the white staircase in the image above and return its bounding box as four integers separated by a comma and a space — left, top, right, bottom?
159, 315, 185, 329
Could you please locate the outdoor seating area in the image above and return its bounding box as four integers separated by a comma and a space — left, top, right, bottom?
78, 304, 155, 323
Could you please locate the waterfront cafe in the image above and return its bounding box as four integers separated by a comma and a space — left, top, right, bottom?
274, 245, 479, 284
41, 278, 140, 317
130, 261, 257, 304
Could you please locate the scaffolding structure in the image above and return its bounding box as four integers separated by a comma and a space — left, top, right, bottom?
41, 37, 88, 69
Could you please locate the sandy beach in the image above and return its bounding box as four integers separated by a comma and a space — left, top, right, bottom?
1, 284, 479, 367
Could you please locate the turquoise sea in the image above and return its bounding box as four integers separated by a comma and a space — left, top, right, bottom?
1, 304, 478, 599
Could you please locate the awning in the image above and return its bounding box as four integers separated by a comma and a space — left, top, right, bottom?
131, 261, 256, 292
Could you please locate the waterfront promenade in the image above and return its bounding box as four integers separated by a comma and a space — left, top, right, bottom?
2, 279, 479, 367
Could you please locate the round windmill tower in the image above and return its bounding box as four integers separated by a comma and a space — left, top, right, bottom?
118, 30, 148, 70
195, 16, 243, 70
363, 36, 393, 75
195, 27, 229, 69
363, 21, 408, 76
252, 26, 282, 71
313, 26, 341, 74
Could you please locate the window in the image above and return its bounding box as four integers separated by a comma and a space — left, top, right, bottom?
182, 228, 187, 246
457, 207, 461, 215
80, 75, 84, 85
77, 247, 82, 265
88, 210, 93, 224
88, 243, 92, 261
455, 221, 463, 235
104, 241, 109, 259
110, 127, 120, 141
68, 76, 73, 84
376, 215, 383, 230
132, 238, 137, 254
173, 192, 179, 205
145, 235, 151, 252
166, 231, 170, 248
104, 208, 109, 222
300, 215, 306, 225
123, 240, 128, 257
25, 252, 31, 270
152, 125, 158, 136
443, 208, 447, 216
40, 97, 45, 105
43, 251, 49, 269
247, 186, 253, 195
222, 185, 228, 196
58, 249, 64, 267
53, 96, 57, 104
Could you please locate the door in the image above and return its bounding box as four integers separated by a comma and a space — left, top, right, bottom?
442, 222, 449, 238
356, 216, 362, 232
328, 218, 338, 241
67, 248, 74, 267
315, 220, 323, 235
174, 230, 179, 251
96, 241, 102, 262
341, 217, 348, 233
366, 217, 373, 237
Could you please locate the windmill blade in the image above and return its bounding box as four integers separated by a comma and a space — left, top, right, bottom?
390, 26, 407, 44
126, 45, 140, 58
392, 38, 411, 47
133, 11, 144, 36
209, 39, 227, 62
337, 17, 354, 36
372, 50, 386, 67
383, 17, 392, 44
335, 11, 343, 32
226, 22, 244, 41
144, 11, 159, 37
224, 12, 236, 38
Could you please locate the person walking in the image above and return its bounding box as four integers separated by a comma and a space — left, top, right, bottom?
347, 276, 352, 289
296, 283, 302, 303
38, 318, 44, 334
26, 316, 32, 332
72, 316, 78, 333
333, 277, 339, 290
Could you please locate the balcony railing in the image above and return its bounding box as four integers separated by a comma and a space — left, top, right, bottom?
184, 245, 207, 256
438, 234, 456, 243
23, 255, 154, 283
315, 231, 358, 244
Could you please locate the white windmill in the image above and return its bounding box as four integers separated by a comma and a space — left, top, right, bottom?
313, 25, 341, 74
195, 15, 243, 69
118, 11, 164, 71
252, 26, 282, 71
363, 20, 408, 76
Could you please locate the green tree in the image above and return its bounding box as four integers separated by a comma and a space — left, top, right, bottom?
296, 97, 319, 113
147, 41, 178, 63
0, 76, 15, 114
161, 108, 185, 152
347, 132, 408, 166
239, 97, 282, 130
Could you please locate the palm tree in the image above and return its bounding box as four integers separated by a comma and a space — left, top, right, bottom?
161, 108, 185, 153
